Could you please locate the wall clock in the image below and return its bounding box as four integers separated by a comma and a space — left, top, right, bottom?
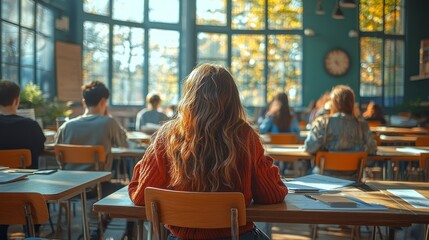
324, 48, 350, 77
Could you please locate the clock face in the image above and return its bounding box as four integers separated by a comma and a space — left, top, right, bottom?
324, 49, 350, 77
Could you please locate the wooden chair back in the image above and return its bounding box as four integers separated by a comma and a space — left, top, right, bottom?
54, 144, 106, 170
366, 120, 383, 127
315, 151, 367, 182
54, 144, 107, 237
266, 133, 299, 144
416, 136, 429, 146
0, 149, 31, 168
419, 153, 429, 181
372, 134, 381, 146
0, 192, 49, 237
144, 187, 247, 240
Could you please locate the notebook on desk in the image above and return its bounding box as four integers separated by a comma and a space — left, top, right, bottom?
0, 172, 29, 184
284, 174, 355, 193
305, 194, 357, 208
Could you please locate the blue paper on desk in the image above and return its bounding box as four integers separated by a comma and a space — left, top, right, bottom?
284, 174, 355, 193
294, 194, 388, 210
0, 172, 29, 184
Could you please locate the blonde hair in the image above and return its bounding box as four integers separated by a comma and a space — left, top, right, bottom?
146, 63, 249, 192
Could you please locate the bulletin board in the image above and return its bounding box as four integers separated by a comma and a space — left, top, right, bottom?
55, 41, 82, 101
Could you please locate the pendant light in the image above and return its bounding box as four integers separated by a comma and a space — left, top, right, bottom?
340, 0, 357, 8
332, 0, 345, 19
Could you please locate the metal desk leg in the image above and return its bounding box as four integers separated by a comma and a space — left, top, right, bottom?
425, 224, 429, 240
137, 220, 145, 240
81, 192, 90, 240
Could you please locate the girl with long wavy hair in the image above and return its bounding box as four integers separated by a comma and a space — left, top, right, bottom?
304, 85, 377, 155
128, 63, 287, 239
258, 92, 300, 135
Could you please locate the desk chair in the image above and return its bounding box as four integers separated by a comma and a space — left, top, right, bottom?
265, 133, 300, 177
313, 151, 368, 240
54, 144, 106, 239
144, 187, 246, 240
366, 121, 383, 127
0, 149, 31, 168
265, 133, 299, 144
418, 153, 429, 181
315, 151, 368, 182
416, 136, 429, 146
0, 192, 49, 237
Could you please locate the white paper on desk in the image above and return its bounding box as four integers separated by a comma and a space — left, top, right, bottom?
293, 194, 387, 210
395, 147, 429, 154
387, 189, 429, 209
285, 174, 355, 192
266, 147, 304, 152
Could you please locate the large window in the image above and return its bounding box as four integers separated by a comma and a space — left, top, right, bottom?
83, 0, 180, 106
359, 0, 405, 107
196, 0, 303, 107
0, 0, 55, 96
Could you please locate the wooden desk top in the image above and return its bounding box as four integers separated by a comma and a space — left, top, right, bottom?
371, 126, 428, 135
0, 170, 111, 201
127, 131, 151, 144
94, 185, 423, 226
372, 146, 429, 161
265, 144, 429, 162
112, 147, 145, 158
379, 135, 418, 145
365, 180, 429, 223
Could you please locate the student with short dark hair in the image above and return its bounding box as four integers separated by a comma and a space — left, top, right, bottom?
0, 79, 46, 239
0, 79, 46, 169
55, 80, 128, 171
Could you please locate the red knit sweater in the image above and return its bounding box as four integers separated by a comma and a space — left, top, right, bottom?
128, 124, 288, 239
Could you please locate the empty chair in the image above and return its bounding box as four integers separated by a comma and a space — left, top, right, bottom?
416, 136, 429, 146
418, 153, 429, 181
54, 144, 106, 239
315, 151, 368, 182
0, 192, 49, 237
366, 120, 383, 127
0, 149, 31, 168
313, 151, 368, 240
265, 133, 299, 145
144, 187, 246, 240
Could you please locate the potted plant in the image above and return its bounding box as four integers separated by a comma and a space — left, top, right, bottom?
19, 83, 72, 128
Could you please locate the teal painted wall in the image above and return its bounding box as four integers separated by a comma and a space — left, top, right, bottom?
405, 1, 429, 104
302, 0, 359, 106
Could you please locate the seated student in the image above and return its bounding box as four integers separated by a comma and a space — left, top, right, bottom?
304, 85, 377, 155
54, 81, 128, 239
55, 81, 128, 171
0, 80, 46, 239
128, 63, 287, 240
0, 80, 46, 169
362, 101, 387, 125
135, 93, 169, 132
308, 91, 331, 124
258, 92, 300, 135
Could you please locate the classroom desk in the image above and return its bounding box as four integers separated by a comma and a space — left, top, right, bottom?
0, 170, 111, 240
265, 145, 429, 180
365, 180, 429, 237
371, 126, 428, 136
265, 144, 429, 161
93, 186, 426, 240
379, 135, 418, 146
127, 131, 152, 144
